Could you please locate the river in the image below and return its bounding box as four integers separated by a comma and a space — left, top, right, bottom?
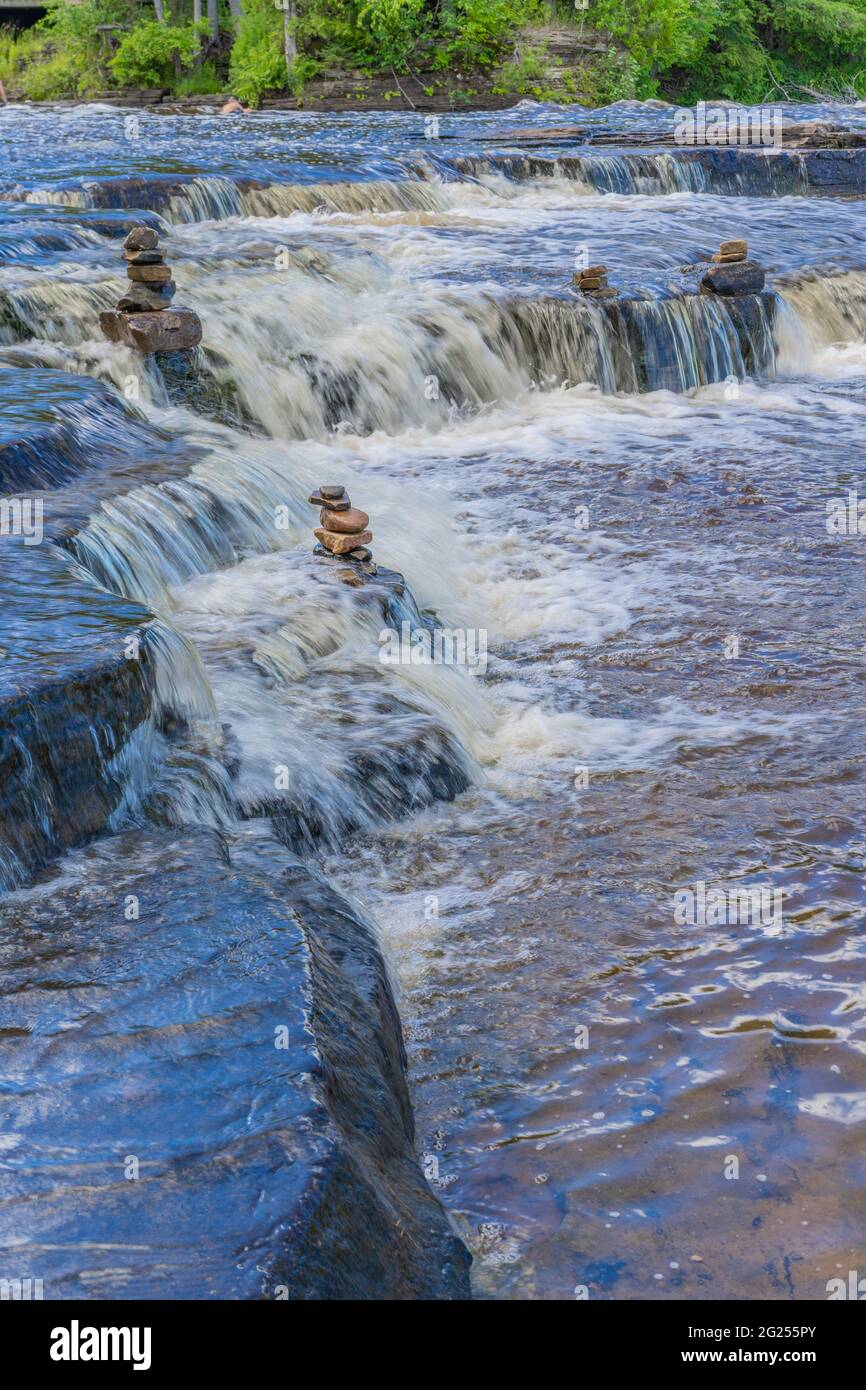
0, 98, 864, 1301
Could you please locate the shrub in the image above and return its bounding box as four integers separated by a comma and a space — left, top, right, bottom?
110, 20, 201, 90
228, 0, 287, 105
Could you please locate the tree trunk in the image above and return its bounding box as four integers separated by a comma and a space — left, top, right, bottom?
206, 0, 219, 42
283, 1, 297, 74
228, 0, 243, 19
153, 0, 165, 22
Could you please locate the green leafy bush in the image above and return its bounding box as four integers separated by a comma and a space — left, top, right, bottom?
356, 0, 429, 70
228, 0, 288, 105
110, 20, 201, 89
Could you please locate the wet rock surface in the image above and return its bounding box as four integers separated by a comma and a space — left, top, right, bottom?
100, 307, 202, 352
700, 259, 766, 296
0, 826, 470, 1299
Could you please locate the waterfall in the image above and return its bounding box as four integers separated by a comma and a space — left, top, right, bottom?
776, 268, 866, 346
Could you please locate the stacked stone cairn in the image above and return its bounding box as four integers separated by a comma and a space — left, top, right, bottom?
700, 238, 764, 296
572, 263, 616, 299
712, 238, 748, 265
100, 225, 202, 353
309, 484, 375, 585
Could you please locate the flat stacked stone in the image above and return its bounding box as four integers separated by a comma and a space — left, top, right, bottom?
572, 263, 617, 299
701, 237, 765, 296
711, 238, 748, 264
309, 484, 375, 576
99, 224, 202, 352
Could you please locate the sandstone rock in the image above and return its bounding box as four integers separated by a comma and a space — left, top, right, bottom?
315, 527, 373, 555
99, 308, 203, 352
700, 260, 765, 296
719, 239, 747, 257
348, 546, 373, 562
123, 226, 160, 252
711, 251, 746, 264
320, 506, 369, 534
117, 282, 176, 312
123, 249, 165, 265
309, 491, 350, 511
577, 264, 607, 279
337, 568, 363, 587
577, 275, 607, 291
126, 263, 173, 284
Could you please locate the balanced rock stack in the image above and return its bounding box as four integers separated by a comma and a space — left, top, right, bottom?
309, 485, 375, 579
712, 238, 748, 264
99, 225, 202, 353
573, 264, 616, 298
700, 237, 764, 296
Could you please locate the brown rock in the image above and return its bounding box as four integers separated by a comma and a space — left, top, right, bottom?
123, 226, 160, 252
337, 568, 363, 587
719, 239, 747, 257
123, 249, 165, 265
126, 263, 173, 283
99, 308, 202, 352
320, 506, 369, 534
711, 252, 745, 264
320, 485, 346, 500
577, 264, 607, 279
576, 275, 607, 291
348, 546, 373, 562
314, 527, 373, 555
117, 282, 176, 312
309, 491, 350, 511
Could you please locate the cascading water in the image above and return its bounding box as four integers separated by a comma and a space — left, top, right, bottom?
2, 99, 866, 1303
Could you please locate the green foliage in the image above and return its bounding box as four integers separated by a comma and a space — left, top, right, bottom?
228, 0, 287, 105
356, 0, 428, 69
588, 0, 719, 95
440, 0, 537, 69
110, 21, 201, 89
3, 0, 866, 106
174, 59, 225, 95
492, 44, 550, 95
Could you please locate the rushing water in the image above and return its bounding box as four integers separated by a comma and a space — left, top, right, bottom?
1, 99, 865, 1300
